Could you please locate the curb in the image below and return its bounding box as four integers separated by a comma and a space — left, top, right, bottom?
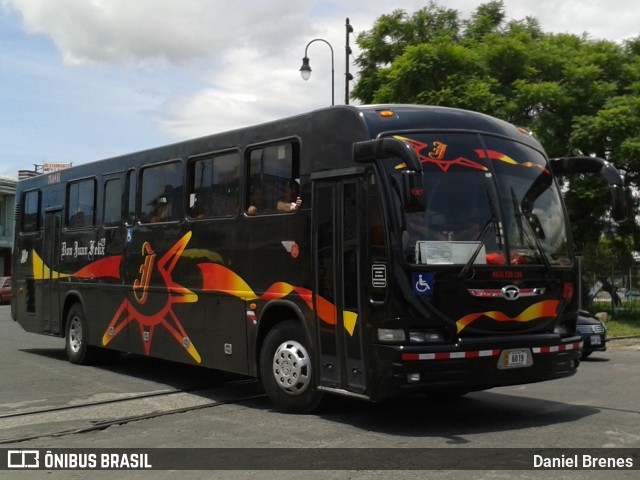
608, 335, 640, 341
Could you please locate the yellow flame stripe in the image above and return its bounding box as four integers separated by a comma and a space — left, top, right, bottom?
32, 250, 70, 280
456, 300, 559, 334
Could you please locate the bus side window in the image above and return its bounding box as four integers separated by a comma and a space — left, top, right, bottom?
140, 161, 183, 223
67, 179, 95, 229
22, 190, 41, 233
188, 150, 240, 219
246, 141, 300, 215
103, 178, 122, 227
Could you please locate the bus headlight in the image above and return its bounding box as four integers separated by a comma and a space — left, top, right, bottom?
409, 329, 445, 343
554, 324, 568, 336
377, 328, 405, 342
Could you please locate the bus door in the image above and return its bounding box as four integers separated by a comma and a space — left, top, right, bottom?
42, 209, 63, 334
313, 171, 367, 394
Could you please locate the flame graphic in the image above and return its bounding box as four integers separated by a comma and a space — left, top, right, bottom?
199, 263, 358, 335
102, 232, 201, 362
474, 149, 550, 175
393, 136, 488, 172
29, 230, 359, 367
456, 300, 559, 333
32, 250, 121, 280
391, 136, 551, 174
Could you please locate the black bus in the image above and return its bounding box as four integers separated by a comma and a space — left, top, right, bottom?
11, 104, 626, 412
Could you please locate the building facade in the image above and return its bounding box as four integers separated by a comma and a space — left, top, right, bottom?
0, 176, 16, 276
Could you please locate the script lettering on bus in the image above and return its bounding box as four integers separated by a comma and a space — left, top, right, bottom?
88, 239, 106, 259
61, 238, 106, 260
133, 242, 156, 305
47, 173, 61, 185
428, 141, 448, 160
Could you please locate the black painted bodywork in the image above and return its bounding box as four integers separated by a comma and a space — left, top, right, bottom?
12, 105, 585, 402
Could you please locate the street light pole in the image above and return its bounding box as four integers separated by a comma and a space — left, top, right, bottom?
299, 38, 335, 106
345, 17, 354, 105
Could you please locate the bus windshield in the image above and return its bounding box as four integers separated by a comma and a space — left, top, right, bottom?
383, 133, 571, 266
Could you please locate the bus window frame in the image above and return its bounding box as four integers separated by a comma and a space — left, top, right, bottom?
124, 168, 137, 227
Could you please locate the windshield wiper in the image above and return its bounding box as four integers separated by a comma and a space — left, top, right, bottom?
510, 187, 553, 277
459, 192, 502, 279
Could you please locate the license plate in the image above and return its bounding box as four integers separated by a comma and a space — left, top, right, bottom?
591, 335, 602, 346
498, 348, 533, 369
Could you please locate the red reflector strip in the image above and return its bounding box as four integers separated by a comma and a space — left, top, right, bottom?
532, 341, 583, 354
402, 349, 500, 361
401, 342, 583, 361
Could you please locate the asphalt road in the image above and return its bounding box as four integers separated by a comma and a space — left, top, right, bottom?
0, 304, 639, 479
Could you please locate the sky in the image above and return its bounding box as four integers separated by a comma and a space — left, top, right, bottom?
1, 0, 639, 178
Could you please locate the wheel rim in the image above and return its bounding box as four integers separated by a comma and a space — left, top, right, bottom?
68, 316, 83, 354
272, 340, 311, 395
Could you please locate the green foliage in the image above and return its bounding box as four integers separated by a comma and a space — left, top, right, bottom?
587, 305, 640, 338
353, 0, 640, 280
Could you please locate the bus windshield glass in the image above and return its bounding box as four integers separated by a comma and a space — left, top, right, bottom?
383, 133, 571, 266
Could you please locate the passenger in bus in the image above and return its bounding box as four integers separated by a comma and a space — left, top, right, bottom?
189, 201, 207, 219
276, 180, 302, 213
150, 197, 170, 222
69, 210, 86, 228
247, 186, 263, 216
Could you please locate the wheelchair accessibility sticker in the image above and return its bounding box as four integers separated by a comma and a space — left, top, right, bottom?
412, 273, 434, 295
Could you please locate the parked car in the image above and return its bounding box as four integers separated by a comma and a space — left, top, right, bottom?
624, 290, 640, 300
577, 310, 607, 359
0, 277, 11, 305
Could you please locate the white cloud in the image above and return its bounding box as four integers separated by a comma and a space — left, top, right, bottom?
506, 0, 639, 42
2, 0, 316, 66
154, 45, 333, 139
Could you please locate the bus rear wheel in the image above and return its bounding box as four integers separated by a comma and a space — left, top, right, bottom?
260, 321, 323, 413
65, 304, 98, 365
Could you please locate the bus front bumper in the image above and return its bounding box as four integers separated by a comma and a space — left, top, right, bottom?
371, 334, 582, 401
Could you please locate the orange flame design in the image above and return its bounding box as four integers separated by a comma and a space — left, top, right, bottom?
456, 300, 559, 333
199, 263, 358, 335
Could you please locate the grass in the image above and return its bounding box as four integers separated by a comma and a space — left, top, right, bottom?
588, 302, 640, 338
604, 318, 640, 338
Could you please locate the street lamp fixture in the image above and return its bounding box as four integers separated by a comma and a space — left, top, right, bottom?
299, 18, 355, 106
299, 38, 335, 106
299, 56, 312, 81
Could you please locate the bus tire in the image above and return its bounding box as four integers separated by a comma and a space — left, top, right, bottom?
65, 303, 98, 365
260, 321, 323, 413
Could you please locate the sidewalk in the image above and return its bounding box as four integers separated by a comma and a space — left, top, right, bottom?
608, 336, 640, 351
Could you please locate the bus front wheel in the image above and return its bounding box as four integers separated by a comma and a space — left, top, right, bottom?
260, 321, 323, 413
65, 304, 98, 365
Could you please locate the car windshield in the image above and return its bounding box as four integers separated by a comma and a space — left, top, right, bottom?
382, 133, 571, 266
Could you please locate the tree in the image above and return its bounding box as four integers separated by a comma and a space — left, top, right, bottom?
352, 0, 640, 281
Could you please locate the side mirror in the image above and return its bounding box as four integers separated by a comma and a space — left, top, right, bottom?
354, 137, 423, 173
550, 156, 627, 223
611, 184, 627, 223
